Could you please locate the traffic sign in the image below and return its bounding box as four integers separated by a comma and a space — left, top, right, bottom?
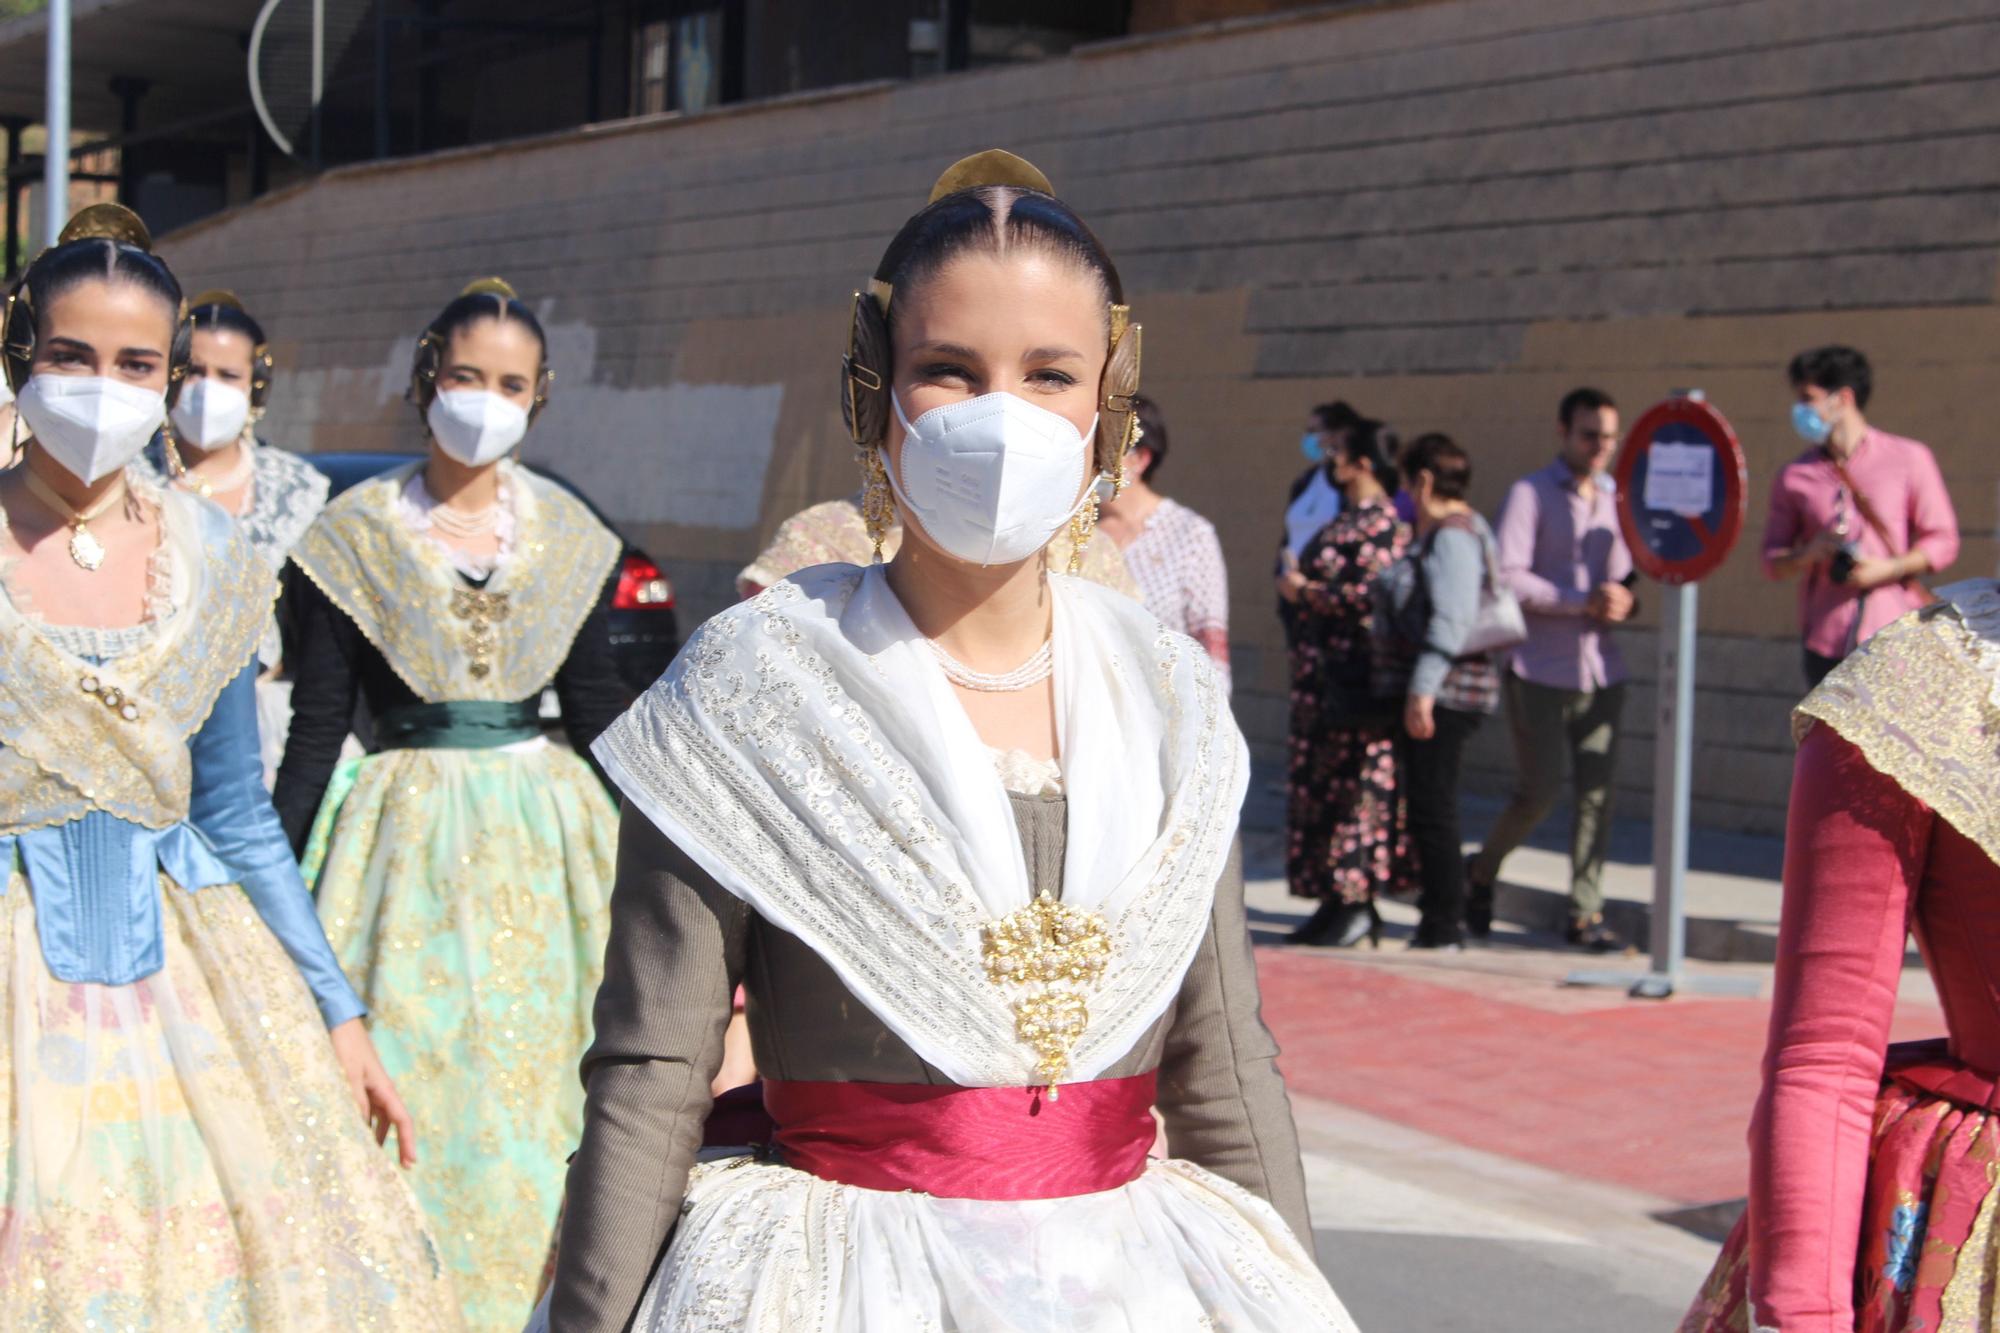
1613, 395, 1747, 585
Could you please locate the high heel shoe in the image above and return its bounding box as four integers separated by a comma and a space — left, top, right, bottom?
1291, 900, 1380, 949
1334, 900, 1382, 949
1464, 853, 1494, 940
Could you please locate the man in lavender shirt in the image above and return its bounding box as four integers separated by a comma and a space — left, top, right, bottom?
1764, 345, 1958, 687
1467, 388, 1634, 951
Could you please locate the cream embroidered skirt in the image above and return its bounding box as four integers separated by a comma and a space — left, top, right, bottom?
529, 1155, 1357, 1332
0, 868, 462, 1330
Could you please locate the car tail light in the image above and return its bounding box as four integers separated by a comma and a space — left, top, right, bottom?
614, 554, 675, 610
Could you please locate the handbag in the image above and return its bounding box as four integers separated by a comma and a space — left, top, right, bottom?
1370, 515, 1524, 696
1419, 514, 1527, 657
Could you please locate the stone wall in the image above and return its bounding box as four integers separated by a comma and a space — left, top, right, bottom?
158, 0, 2000, 835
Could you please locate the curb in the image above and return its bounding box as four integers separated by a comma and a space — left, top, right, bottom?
1488, 879, 1780, 964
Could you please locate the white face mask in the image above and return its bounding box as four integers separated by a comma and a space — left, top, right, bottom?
888, 391, 1100, 567
15, 374, 166, 485
426, 388, 529, 467
169, 377, 251, 449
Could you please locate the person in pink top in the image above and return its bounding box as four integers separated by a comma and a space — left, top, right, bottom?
1682, 579, 2000, 1333
1762, 345, 1959, 687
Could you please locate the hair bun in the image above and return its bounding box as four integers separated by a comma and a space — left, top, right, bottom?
188, 288, 245, 311
58, 202, 154, 251
460, 276, 518, 300
927, 150, 1054, 204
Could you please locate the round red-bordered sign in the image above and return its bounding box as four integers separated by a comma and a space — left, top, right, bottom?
1613, 396, 1748, 585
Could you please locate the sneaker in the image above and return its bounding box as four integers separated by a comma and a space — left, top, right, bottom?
1566, 915, 1622, 952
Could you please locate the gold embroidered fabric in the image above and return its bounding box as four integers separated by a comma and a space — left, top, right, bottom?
736, 494, 1139, 599
0, 488, 275, 834
291, 460, 620, 702
1795, 581, 2000, 869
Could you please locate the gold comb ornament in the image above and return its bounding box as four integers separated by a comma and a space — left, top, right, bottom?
980, 892, 1112, 1098
188, 288, 245, 311
927, 148, 1055, 204
57, 202, 154, 250
460, 276, 518, 299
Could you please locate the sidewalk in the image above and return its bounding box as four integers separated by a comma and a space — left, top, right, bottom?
1245, 780, 1801, 962
1250, 883, 1944, 1215
1299, 1094, 1721, 1331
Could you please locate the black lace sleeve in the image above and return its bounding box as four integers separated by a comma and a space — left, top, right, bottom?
554, 566, 634, 785
272, 566, 366, 853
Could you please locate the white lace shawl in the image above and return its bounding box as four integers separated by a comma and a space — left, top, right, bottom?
593, 562, 1248, 1088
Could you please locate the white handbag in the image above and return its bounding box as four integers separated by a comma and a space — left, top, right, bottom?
1424, 515, 1526, 658
1460, 530, 1528, 656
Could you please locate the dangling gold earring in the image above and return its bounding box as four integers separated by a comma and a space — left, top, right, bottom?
1111, 419, 1139, 498
161, 423, 189, 481
1066, 483, 1102, 575
860, 445, 895, 563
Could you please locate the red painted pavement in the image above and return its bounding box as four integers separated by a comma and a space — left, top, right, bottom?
1255, 947, 1945, 1206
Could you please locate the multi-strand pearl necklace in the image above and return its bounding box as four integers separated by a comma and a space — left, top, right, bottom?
429, 497, 501, 538
927, 637, 1054, 692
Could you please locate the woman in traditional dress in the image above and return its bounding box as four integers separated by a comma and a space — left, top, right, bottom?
135, 290, 329, 784
273, 279, 627, 1331
1278, 421, 1414, 947
540, 150, 1353, 1333
1096, 394, 1233, 690
1682, 583, 2000, 1331
0, 204, 459, 1329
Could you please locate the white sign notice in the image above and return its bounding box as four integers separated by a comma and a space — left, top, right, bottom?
1643, 441, 1715, 518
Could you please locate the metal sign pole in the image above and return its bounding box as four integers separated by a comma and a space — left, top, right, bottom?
43, 0, 70, 243
1631, 581, 1696, 999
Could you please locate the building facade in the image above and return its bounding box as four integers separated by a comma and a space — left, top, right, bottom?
34, 0, 2000, 834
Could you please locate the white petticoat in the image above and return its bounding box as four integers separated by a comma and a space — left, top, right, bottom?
531, 1154, 1357, 1332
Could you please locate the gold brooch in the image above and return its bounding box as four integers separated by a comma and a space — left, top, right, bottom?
450, 587, 511, 679
980, 891, 1111, 1098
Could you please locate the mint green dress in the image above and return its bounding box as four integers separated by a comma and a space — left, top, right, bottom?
278, 461, 625, 1332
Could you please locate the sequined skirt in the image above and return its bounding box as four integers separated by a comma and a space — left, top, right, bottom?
0, 867, 461, 1331
303, 743, 617, 1333
1682, 1046, 2000, 1332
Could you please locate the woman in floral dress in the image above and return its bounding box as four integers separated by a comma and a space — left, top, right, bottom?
1278, 420, 1414, 947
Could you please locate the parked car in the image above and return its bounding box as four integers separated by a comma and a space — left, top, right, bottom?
300, 451, 680, 696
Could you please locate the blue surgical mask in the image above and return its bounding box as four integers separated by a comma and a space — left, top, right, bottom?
1790, 400, 1833, 446
1301, 430, 1324, 463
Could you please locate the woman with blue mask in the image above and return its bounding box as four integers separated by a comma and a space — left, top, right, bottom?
0, 205, 460, 1328
273, 278, 628, 1331
538, 151, 1354, 1333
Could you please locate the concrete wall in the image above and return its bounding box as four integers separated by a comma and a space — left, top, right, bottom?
157, 0, 2000, 836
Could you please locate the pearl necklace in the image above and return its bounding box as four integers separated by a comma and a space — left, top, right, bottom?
429, 497, 501, 537
175, 439, 256, 499
928, 637, 1054, 692
22, 468, 127, 571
